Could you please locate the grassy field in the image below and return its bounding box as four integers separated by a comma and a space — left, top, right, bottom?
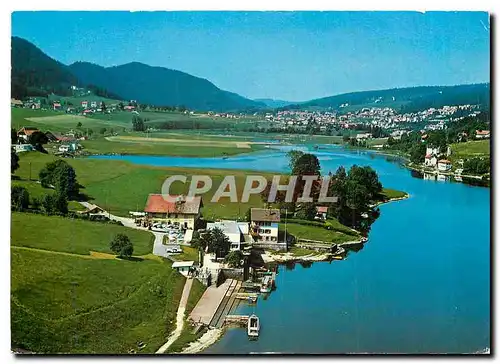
450, 140, 490, 160
381, 188, 408, 200
80, 136, 265, 157
281, 219, 359, 245
11, 211, 186, 353
288, 246, 319, 257
167, 279, 206, 354
13, 152, 274, 219
11, 212, 154, 256
171, 246, 200, 263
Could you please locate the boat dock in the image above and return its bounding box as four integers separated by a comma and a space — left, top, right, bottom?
235, 293, 258, 300
189, 279, 240, 327
225, 314, 250, 325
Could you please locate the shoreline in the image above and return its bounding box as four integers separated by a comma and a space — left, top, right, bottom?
172, 194, 412, 354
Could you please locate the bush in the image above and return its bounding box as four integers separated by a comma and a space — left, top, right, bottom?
110, 234, 134, 258
11, 186, 30, 211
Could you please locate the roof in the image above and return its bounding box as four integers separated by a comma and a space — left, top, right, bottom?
172, 261, 195, 268
17, 127, 39, 136
476, 130, 490, 135
438, 159, 451, 164
251, 208, 280, 222
11, 99, 23, 105
207, 221, 242, 235
316, 206, 328, 213
425, 154, 433, 158
144, 194, 202, 214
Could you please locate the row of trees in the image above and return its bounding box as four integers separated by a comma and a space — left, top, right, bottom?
260, 150, 383, 229
463, 157, 490, 175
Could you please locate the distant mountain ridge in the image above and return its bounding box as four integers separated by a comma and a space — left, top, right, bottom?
11, 36, 79, 98
11, 36, 264, 112
11, 36, 490, 114
254, 98, 294, 108
281, 83, 490, 113
69, 61, 265, 112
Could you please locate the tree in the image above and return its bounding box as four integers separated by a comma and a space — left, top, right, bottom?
409, 143, 426, 164
132, 115, 145, 131
224, 250, 244, 268
11, 148, 19, 174
296, 203, 317, 220
99, 127, 107, 135
328, 166, 347, 219
77, 122, 82, 128
53, 192, 68, 214
41, 193, 56, 214
118, 102, 124, 110
286, 150, 305, 172
28, 131, 48, 152
197, 227, 231, 258
292, 153, 321, 176
11, 186, 29, 211
110, 234, 134, 258
39, 160, 79, 199
101, 101, 107, 112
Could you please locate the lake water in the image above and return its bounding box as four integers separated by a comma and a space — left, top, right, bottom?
89, 145, 490, 354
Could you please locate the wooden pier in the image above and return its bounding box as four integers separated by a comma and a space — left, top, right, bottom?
224, 315, 250, 325
235, 293, 258, 300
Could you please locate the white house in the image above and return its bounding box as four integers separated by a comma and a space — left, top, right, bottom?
475, 130, 490, 139
424, 154, 438, 167
206, 220, 249, 251
250, 208, 280, 244
356, 132, 372, 140
437, 159, 452, 172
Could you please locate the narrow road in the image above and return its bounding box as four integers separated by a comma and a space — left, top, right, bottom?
156, 277, 193, 354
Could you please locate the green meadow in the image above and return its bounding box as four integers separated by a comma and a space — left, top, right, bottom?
10, 211, 186, 354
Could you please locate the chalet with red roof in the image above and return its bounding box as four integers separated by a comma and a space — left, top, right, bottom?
17, 127, 40, 142
144, 194, 202, 230
475, 130, 490, 140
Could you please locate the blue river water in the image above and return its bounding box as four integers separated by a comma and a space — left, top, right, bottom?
90, 145, 490, 354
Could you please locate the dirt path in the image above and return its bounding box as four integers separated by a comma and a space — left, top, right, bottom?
156, 278, 193, 354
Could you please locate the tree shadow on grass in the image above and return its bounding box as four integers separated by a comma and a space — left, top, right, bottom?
117, 256, 144, 262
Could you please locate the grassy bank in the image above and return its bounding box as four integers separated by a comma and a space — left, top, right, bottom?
281, 219, 359, 245
381, 188, 408, 200
11, 229, 186, 353
13, 152, 275, 219
450, 140, 490, 160
167, 279, 207, 354
11, 212, 154, 256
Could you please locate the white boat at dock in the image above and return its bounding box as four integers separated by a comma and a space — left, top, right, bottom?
260, 276, 272, 293
247, 314, 260, 337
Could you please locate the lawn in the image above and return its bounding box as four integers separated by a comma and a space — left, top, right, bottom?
13, 152, 274, 219
288, 246, 319, 257
281, 221, 358, 244
11, 248, 185, 353
381, 188, 408, 200
450, 140, 490, 160
11, 212, 154, 256
80, 137, 264, 157
171, 246, 200, 263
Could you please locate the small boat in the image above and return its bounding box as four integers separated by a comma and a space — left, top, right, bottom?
247, 314, 260, 337
260, 276, 272, 293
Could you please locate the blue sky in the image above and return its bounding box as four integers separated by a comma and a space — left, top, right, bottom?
12, 11, 490, 101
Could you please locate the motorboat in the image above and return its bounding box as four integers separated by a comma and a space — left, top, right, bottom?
260, 276, 272, 293
247, 314, 260, 337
